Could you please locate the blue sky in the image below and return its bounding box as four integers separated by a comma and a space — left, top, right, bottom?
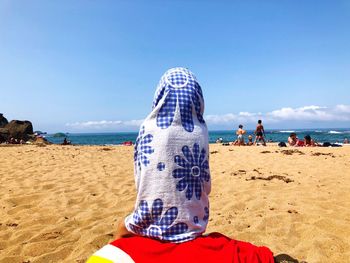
1, 0, 349, 132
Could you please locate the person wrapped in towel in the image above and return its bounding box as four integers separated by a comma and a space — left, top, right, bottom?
87, 68, 296, 263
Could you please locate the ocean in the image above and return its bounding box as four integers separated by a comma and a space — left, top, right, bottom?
45, 129, 350, 145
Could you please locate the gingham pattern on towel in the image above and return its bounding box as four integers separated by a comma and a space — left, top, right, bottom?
125, 67, 211, 243
153, 68, 205, 132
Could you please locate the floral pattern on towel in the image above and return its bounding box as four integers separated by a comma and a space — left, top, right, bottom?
173, 143, 210, 200
134, 126, 154, 169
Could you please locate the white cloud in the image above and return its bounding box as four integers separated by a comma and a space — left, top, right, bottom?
205, 112, 263, 125
205, 113, 237, 124
238, 111, 256, 117
123, 119, 144, 126
66, 119, 143, 130
205, 104, 350, 125
268, 105, 333, 121
65, 104, 350, 131
334, 104, 350, 113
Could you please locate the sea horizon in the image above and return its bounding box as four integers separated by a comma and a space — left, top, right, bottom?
44, 128, 350, 145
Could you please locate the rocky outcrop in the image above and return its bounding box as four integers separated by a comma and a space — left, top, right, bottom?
0, 114, 36, 142
0, 113, 8, 128
0, 128, 9, 143
5, 120, 34, 140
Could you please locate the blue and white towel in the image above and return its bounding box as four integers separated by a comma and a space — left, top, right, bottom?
125, 67, 211, 243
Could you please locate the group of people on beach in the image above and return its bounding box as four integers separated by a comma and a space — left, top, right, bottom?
287, 132, 317, 147
231, 120, 267, 146
287, 133, 349, 147
4, 137, 26, 144
227, 121, 349, 147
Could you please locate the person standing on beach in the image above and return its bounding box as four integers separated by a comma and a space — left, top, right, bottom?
235, 124, 246, 146
253, 120, 266, 146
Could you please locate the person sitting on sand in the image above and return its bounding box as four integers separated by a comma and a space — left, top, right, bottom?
9, 137, 18, 144
61, 138, 71, 145
102, 67, 297, 263
215, 137, 223, 143
304, 135, 317, 147
344, 138, 349, 144
253, 120, 266, 146
288, 133, 298, 146
235, 124, 246, 146
288, 133, 305, 147
247, 135, 254, 146
115, 68, 213, 243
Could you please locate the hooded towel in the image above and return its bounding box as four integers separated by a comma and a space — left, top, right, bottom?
125, 67, 211, 243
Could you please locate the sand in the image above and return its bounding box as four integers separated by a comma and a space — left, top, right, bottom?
0, 144, 349, 263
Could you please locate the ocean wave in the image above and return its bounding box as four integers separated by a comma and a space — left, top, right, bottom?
328, 131, 342, 134
278, 130, 295, 133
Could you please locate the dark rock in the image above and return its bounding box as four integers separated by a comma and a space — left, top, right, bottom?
0, 113, 8, 128
5, 120, 34, 140
0, 127, 9, 143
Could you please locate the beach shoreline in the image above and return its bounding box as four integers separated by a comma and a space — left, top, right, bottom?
1, 144, 349, 262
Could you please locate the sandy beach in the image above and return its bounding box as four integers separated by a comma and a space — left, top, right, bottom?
0, 144, 349, 263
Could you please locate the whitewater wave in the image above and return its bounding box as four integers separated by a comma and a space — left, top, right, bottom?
278, 130, 295, 133
328, 131, 342, 134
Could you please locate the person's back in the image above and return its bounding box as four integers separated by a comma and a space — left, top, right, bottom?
254, 120, 266, 145
117, 67, 210, 243
256, 124, 263, 133
88, 68, 295, 263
